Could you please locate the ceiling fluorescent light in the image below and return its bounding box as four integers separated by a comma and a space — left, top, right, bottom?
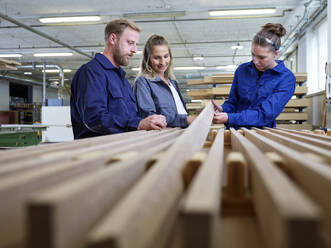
193, 56, 204, 61
123, 11, 185, 19
42, 69, 72, 73
216, 65, 238, 71
174, 66, 205, 70
136, 51, 142, 55
34, 52, 73, 57
231, 44, 243, 50
0, 54, 22, 58
24, 72, 32, 75
39, 16, 101, 23
131, 68, 141, 71
209, 8, 276, 17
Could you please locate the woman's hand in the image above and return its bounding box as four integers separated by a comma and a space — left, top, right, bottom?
211, 99, 223, 113
213, 112, 228, 124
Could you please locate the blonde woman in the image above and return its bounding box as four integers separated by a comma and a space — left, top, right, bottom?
133, 34, 195, 128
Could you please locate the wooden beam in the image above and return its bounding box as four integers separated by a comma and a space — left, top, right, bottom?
231, 128, 321, 248
285, 99, 310, 108
243, 128, 331, 236
276, 113, 308, 121
86, 103, 214, 248
0, 130, 182, 248
253, 128, 331, 164
27, 137, 177, 248
294, 86, 308, 95
264, 127, 331, 151
276, 124, 312, 130
276, 128, 331, 142
181, 129, 224, 248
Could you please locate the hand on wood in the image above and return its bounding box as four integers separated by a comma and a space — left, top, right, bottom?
138, 114, 167, 130
213, 112, 228, 124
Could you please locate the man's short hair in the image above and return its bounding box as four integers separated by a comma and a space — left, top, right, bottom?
104, 18, 142, 43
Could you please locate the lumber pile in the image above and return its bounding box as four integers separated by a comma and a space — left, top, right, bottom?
186, 72, 311, 130
0, 103, 330, 248
0, 57, 21, 70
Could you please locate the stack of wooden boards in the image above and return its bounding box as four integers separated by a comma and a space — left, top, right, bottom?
0, 57, 21, 70
0, 103, 330, 248
186, 72, 311, 130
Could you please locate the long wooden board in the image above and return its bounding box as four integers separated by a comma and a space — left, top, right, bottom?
0, 130, 182, 248
243, 128, 331, 236
86, 103, 214, 248
230, 128, 321, 248
181, 129, 225, 248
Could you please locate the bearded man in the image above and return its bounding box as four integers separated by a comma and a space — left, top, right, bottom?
71, 19, 166, 139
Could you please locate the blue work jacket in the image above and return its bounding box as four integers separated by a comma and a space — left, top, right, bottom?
133, 76, 188, 128
70, 53, 141, 139
222, 60, 296, 128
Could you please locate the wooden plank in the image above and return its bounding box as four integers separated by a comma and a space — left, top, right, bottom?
0, 129, 177, 178
186, 89, 212, 97
276, 124, 313, 130
0, 63, 17, 70
182, 152, 207, 189
181, 129, 224, 248
243, 128, 331, 236
212, 86, 231, 96
86, 103, 214, 248
0, 130, 182, 248
265, 127, 331, 151
294, 86, 308, 95
0, 57, 22, 65
276, 113, 307, 121
276, 127, 331, 142
285, 99, 310, 108
230, 128, 321, 248
27, 137, 177, 248
253, 128, 331, 164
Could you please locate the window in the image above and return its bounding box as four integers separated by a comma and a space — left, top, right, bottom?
306, 18, 328, 94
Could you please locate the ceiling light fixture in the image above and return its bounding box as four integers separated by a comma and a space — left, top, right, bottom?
216, 65, 238, 71
0, 54, 22, 58
136, 51, 142, 55
42, 69, 72, 73
24, 72, 32, 75
193, 56, 204, 61
34, 52, 73, 57
131, 68, 141, 71
174, 66, 205, 70
209, 8, 276, 17
123, 11, 185, 19
39, 16, 101, 23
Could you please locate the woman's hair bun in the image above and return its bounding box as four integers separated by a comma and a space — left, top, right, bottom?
262, 23, 286, 37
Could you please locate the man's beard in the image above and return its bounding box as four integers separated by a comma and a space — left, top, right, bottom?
113, 43, 130, 66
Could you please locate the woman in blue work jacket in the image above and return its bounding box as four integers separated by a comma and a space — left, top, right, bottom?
213, 23, 296, 128
133, 34, 196, 128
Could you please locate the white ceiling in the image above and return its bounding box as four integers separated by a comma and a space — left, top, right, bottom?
0, 0, 314, 85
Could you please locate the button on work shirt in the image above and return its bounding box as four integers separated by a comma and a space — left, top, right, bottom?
222, 60, 296, 128
133, 76, 188, 128
70, 53, 141, 139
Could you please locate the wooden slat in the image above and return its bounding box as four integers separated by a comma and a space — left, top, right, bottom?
243, 128, 331, 236
276, 112, 307, 121
253, 128, 331, 164
0, 130, 177, 178
285, 99, 310, 108
212, 86, 231, 96
0, 57, 22, 65
294, 86, 307, 95
27, 135, 178, 248
265, 127, 331, 151
0, 130, 182, 248
276, 124, 312, 130
186, 89, 212, 97
277, 128, 331, 142
230, 128, 321, 248
86, 103, 214, 248
181, 129, 224, 248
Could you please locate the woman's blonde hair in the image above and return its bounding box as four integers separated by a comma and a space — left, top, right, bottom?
138, 34, 176, 80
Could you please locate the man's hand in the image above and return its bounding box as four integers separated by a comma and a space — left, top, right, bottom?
213, 112, 228, 124
138, 114, 167, 130
187, 115, 196, 125
212, 99, 223, 113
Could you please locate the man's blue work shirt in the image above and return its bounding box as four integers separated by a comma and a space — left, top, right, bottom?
222, 60, 296, 129
70, 53, 141, 139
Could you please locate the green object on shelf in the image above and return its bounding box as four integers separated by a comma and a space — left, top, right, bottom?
0, 131, 41, 147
